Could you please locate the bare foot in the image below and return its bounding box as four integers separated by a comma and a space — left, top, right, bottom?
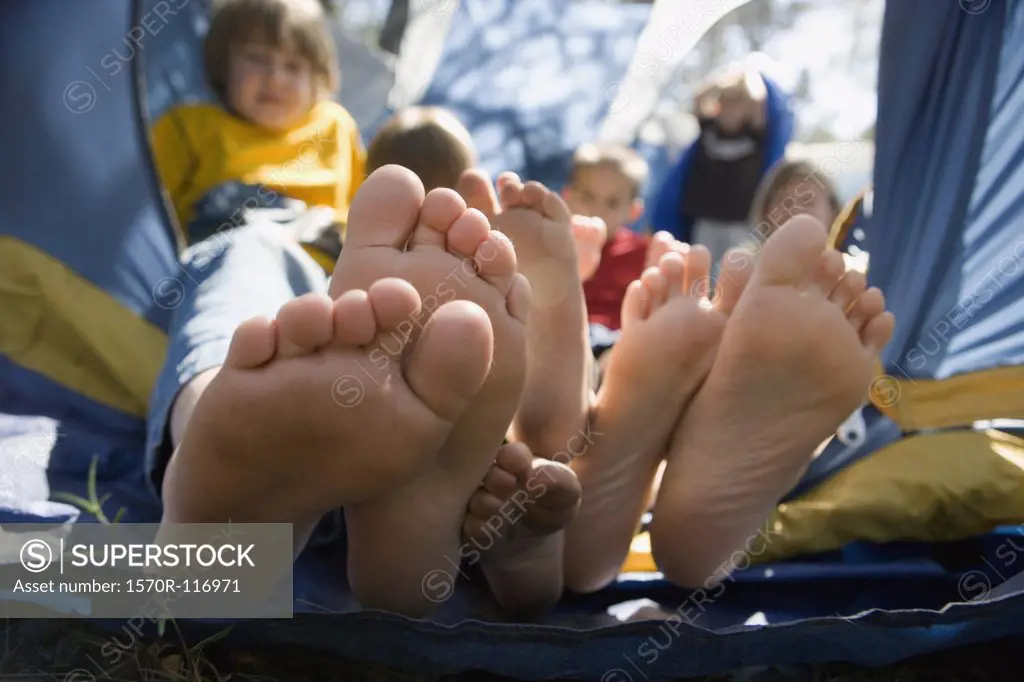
160, 278, 494, 554
492, 173, 591, 457
571, 215, 607, 282
650, 215, 895, 587
462, 442, 581, 617
456, 168, 501, 222
645, 231, 689, 270
327, 165, 531, 617
563, 245, 756, 592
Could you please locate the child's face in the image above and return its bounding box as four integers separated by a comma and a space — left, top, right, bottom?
767, 181, 836, 230
563, 165, 641, 235
227, 40, 317, 131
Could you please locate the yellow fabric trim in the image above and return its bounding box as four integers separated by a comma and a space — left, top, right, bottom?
0, 237, 168, 418
754, 428, 1024, 563
869, 365, 1024, 431
622, 429, 1024, 573
301, 243, 338, 275
622, 531, 657, 573
827, 188, 866, 251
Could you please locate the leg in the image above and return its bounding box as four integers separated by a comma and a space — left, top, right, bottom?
146, 223, 329, 502
492, 173, 592, 457
462, 443, 581, 617
328, 165, 531, 616
650, 215, 895, 587
563, 245, 755, 593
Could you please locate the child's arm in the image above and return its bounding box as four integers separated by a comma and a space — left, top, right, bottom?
149, 107, 199, 216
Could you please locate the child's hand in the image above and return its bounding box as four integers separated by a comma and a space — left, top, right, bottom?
571, 215, 606, 282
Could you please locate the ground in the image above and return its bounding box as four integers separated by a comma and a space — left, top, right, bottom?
0, 619, 1014, 681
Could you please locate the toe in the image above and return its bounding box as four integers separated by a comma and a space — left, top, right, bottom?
541, 188, 572, 224
683, 245, 712, 302
472, 228, 519, 295
366, 278, 423, 337
403, 300, 494, 423
409, 188, 467, 250
482, 464, 520, 499
659, 251, 687, 298
505, 274, 533, 325
446, 206, 494, 261
224, 316, 277, 369
456, 168, 500, 222
620, 279, 651, 329
340, 165, 423, 252
467, 489, 505, 521
275, 293, 335, 358
713, 247, 755, 315
529, 460, 582, 510
862, 311, 896, 354
829, 269, 867, 313
495, 442, 534, 479
646, 231, 675, 269
640, 266, 668, 311
332, 290, 377, 346
848, 287, 887, 333
810, 250, 846, 296
752, 214, 829, 288
497, 172, 524, 209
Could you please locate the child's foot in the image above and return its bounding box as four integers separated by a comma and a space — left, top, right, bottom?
645, 231, 690, 270
327, 165, 531, 617
456, 168, 501, 221
160, 279, 494, 553
650, 215, 895, 587
494, 174, 592, 457
571, 215, 607, 282
462, 442, 581, 617
563, 245, 756, 592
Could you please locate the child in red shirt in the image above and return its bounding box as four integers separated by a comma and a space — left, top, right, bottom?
563, 143, 651, 331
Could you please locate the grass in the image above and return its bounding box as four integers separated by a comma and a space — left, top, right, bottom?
0, 618, 1016, 682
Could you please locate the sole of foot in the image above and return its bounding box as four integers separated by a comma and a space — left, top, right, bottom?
160, 278, 494, 554
492, 173, 591, 456
462, 442, 581, 617
327, 165, 531, 617
650, 214, 895, 587
563, 241, 756, 593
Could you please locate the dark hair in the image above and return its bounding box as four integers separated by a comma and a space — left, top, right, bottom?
366, 107, 477, 192
205, 0, 340, 105
569, 142, 649, 198
749, 158, 842, 237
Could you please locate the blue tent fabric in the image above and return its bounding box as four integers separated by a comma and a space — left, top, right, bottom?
3, 0, 1024, 678
647, 72, 796, 243
867, 0, 1024, 383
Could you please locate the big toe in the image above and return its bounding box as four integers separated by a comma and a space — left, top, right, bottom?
403, 299, 494, 423
456, 168, 500, 222
753, 214, 829, 288
341, 165, 423, 252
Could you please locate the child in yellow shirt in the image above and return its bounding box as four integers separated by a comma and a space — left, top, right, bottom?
150, 0, 365, 251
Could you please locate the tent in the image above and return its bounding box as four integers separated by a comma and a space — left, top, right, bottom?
1, 0, 1024, 678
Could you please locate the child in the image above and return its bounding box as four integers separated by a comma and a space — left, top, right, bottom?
149, 0, 365, 251
563, 143, 651, 331
367, 106, 477, 192
748, 158, 842, 247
